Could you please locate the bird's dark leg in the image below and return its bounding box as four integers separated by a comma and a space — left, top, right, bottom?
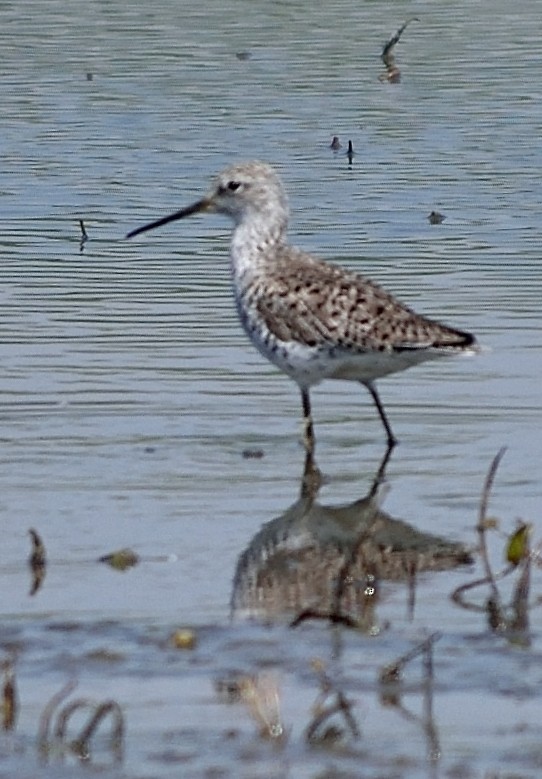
301, 388, 315, 454
364, 382, 398, 449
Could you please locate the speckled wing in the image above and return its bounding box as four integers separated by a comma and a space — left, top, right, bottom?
253, 250, 474, 353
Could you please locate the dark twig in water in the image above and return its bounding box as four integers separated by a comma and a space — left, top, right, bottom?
452, 449, 509, 622
428, 210, 445, 225
379, 17, 419, 83
28, 528, 47, 596
347, 140, 354, 164
477, 447, 507, 602
452, 448, 533, 638
28, 528, 46, 568
79, 220, 88, 253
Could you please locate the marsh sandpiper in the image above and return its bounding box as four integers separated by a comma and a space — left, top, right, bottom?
127, 161, 477, 453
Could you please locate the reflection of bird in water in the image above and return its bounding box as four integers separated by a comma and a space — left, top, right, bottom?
231, 451, 472, 626
379, 18, 419, 83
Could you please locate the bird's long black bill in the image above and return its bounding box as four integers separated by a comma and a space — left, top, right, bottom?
125, 198, 210, 240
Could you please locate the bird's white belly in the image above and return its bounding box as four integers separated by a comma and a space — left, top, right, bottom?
246, 323, 449, 388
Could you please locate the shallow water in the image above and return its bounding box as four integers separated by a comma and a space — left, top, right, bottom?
0, 0, 541, 776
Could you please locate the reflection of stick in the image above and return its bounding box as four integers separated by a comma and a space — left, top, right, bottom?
40, 685, 124, 764
38, 679, 78, 758
305, 662, 360, 742
2, 660, 17, 731
380, 632, 441, 684
305, 693, 360, 742
75, 700, 124, 757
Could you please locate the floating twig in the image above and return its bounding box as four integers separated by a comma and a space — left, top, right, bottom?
379, 18, 419, 83
28, 528, 47, 596
79, 220, 88, 253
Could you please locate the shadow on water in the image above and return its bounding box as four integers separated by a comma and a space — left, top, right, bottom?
232, 448, 472, 626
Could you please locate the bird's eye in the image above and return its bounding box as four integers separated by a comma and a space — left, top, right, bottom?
227, 180, 241, 192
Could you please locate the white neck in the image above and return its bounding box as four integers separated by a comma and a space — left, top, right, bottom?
230, 214, 287, 280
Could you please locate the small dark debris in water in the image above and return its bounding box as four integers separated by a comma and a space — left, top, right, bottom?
79, 219, 88, 253
144, 445, 156, 454
428, 210, 445, 225
98, 548, 139, 571
86, 72, 93, 81
379, 17, 419, 83
170, 628, 197, 650
330, 136, 342, 151
1, 659, 17, 732
236, 51, 252, 61
28, 528, 47, 596
347, 140, 354, 165
242, 448, 264, 460
28, 528, 46, 568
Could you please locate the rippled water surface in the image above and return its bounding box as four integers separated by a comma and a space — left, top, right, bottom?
1, 1, 542, 777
